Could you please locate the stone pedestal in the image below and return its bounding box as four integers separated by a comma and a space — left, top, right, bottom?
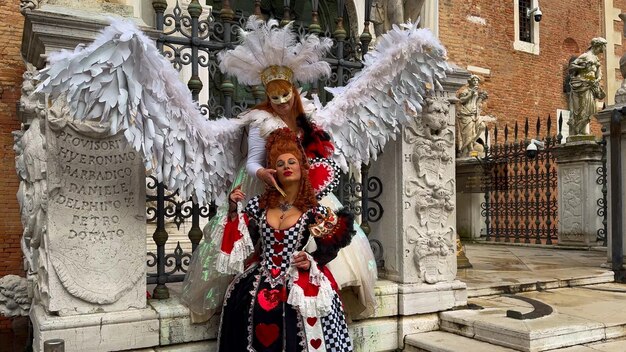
369, 67, 469, 315
553, 140, 604, 247
456, 157, 486, 240
23, 104, 152, 351
597, 108, 626, 264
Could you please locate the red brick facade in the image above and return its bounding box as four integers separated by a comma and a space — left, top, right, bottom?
439, 0, 606, 137
0, 0, 25, 331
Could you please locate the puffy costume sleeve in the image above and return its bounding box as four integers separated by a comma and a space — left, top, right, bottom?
309, 206, 355, 266
214, 196, 262, 274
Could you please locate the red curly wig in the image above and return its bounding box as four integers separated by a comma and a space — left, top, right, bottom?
259, 128, 318, 212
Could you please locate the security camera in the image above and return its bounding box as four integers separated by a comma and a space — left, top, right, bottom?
526, 139, 545, 159
527, 7, 542, 22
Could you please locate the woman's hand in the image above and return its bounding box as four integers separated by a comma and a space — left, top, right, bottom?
292, 251, 311, 270
256, 167, 278, 189
228, 186, 245, 216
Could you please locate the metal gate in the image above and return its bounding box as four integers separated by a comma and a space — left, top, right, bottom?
145, 0, 384, 299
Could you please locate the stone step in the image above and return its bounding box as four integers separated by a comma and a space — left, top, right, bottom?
405, 331, 518, 351
466, 271, 615, 298
439, 284, 626, 352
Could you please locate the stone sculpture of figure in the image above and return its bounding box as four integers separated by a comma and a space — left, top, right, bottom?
371, 0, 425, 38
456, 75, 494, 157
568, 37, 607, 135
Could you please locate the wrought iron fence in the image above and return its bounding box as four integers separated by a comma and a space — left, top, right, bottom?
146, 0, 384, 299
481, 116, 561, 244
596, 131, 608, 246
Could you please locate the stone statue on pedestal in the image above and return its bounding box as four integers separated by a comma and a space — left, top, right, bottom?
456, 75, 495, 157
371, 0, 425, 38
567, 37, 607, 135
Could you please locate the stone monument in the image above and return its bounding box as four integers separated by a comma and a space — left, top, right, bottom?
368, 71, 468, 349
455, 74, 495, 158
11, 67, 158, 350
552, 38, 607, 247
567, 37, 607, 137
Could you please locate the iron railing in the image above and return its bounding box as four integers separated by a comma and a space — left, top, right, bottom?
596, 132, 608, 246
481, 116, 561, 244
146, 0, 384, 299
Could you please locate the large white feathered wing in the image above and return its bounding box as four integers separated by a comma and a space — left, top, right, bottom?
36, 19, 243, 205
313, 21, 450, 170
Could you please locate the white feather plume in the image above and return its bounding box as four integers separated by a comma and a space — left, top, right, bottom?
313, 20, 451, 170
218, 16, 333, 86
36, 18, 244, 205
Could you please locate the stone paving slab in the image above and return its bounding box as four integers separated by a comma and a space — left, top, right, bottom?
405, 331, 518, 351
440, 284, 626, 351
458, 244, 613, 297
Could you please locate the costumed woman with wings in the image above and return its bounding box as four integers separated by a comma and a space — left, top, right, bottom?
36, 13, 450, 352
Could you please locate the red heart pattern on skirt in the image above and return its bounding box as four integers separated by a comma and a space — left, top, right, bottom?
255, 323, 279, 347
310, 338, 322, 349
257, 288, 281, 311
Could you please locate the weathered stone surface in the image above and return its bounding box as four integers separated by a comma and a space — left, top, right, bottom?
554, 141, 604, 247
41, 101, 146, 315
31, 304, 159, 352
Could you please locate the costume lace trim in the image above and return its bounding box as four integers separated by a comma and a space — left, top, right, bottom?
214, 203, 255, 274
286, 252, 335, 318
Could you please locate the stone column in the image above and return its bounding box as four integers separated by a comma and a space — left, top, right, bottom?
597, 108, 626, 265
369, 67, 469, 318
553, 140, 604, 247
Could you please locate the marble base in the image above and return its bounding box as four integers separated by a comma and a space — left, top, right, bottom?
440, 284, 626, 351
554, 140, 604, 247
398, 280, 467, 315
31, 304, 159, 352
148, 296, 219, 345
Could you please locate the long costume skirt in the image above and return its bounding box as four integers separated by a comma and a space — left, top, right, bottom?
218, 264, 352, 352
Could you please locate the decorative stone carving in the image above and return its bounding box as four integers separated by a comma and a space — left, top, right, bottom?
403, 96, 457, 283
20, 0, 44, 14
456, 75, 495, 157
14, 94, 147, 316
560, 168, 583, 237
41, 97, 146, 314
0, 275, 31, 317
371, 0, 425, 39
567, 38, 607, 135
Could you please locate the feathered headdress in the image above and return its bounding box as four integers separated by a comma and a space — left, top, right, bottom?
218, 16, 333, 86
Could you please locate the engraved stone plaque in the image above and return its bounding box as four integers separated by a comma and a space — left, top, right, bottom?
44, 118, 146, 315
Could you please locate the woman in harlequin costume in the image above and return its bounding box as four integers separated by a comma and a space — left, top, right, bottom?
218, 128, 353, 351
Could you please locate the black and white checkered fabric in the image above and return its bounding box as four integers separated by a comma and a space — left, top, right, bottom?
245, 196, 262, 221
321, 295, 353, 351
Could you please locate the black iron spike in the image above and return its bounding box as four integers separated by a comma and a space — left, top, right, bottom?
524, 117, 529, 140
547, 114, 552, 136
514, 121, 519, 142
504, 124, 509, 143
494, 125, 499, 144
536, 116, 541, 138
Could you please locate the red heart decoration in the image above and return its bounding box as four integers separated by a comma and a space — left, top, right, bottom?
274, 230, 285, 242
258, 289, 281, 311
271, 268, 281, 277
310, 338, 322, 349
306, 317, 318, 326
273, 243, 285, 253
308, 159, 335, 195
271, 256, 282, 266
255, 323, 279, 347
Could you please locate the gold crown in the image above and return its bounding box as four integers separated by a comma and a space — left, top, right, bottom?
260, 65, 294, 86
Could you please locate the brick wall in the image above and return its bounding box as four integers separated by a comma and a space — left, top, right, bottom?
0, 0, 25, 331
439, 0, 605, 138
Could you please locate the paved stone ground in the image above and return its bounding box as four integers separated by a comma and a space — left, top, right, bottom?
458, 243, 612, 296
